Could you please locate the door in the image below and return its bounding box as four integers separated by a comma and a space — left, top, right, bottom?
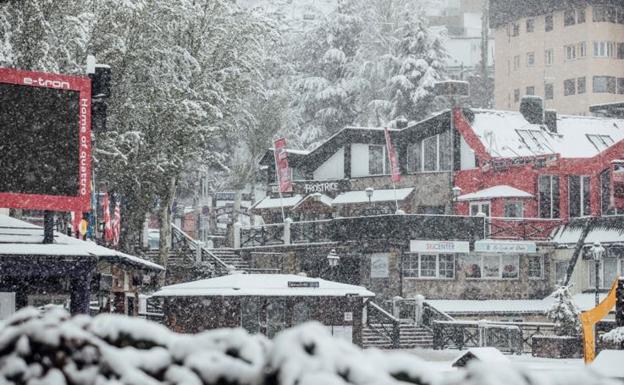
470, 201, 491, 237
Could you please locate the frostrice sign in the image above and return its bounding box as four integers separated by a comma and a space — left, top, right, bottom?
474, 240, 537, 253
410, 240, 470, 253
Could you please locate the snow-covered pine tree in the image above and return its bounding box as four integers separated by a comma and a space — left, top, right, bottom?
547, 285, 581, 336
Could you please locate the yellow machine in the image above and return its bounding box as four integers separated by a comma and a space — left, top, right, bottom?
580, 279, 621, 363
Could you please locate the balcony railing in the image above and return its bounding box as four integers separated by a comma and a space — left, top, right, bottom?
240, 223, 286, 247
485, 217, 563, 240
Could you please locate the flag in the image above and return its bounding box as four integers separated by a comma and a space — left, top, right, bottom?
384, 128, 401, 183
112, 202, 121, 246
103, 193, 113, 242
274, 137, 293, 193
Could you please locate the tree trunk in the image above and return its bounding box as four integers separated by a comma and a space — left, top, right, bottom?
564, 217, 596, 286
158, 175, 177, 268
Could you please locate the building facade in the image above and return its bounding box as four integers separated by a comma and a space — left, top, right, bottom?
491, 0, 624, 115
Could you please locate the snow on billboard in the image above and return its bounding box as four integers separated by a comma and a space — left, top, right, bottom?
0, 67, 91, 212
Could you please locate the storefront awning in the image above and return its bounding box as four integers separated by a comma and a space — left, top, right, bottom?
457, 185, 533, 201
292, 193, 334, 212
332, 188, 413, 205
153, 273, 375, 297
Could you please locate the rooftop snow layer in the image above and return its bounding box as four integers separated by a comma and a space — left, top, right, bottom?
457, 185, 533, 201
550, 225, 624, 245
153, 274, 375, 297
251, 195, 303, 210
292, 193, 334, 210
332, 188, 414, 205
470, 109, 624, 159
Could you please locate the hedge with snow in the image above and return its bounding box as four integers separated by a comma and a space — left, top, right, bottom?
0, 308, 617, 385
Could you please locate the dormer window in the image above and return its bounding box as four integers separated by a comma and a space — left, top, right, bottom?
407, 131, 452, 173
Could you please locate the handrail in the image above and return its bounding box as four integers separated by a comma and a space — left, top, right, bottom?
366, 300, 400, 348
171, 224, 231, 274
368, 300, 400, 323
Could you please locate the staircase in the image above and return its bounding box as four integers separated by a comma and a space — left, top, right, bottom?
362, 323, 433, 350
208, 248, 249, 271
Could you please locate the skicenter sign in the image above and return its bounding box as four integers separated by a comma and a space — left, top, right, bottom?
410, 240, 470, 253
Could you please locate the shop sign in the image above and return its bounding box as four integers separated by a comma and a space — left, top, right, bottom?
287, 281, 319, 288
370, 253, 389, 278
410, 240, 470, 253
474, 240, 537, 253
344, 312, 353, 321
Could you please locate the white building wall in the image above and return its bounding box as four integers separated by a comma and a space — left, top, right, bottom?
313, 147, 345, 180
460, 135, 477, 170
350, 143, 370, 177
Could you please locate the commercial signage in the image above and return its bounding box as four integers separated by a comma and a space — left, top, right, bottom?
0, 67, 92, 212
287, 281, 319, 288
370, 254, 389, 278
272, 180, 351, 195
410, 240, 470, 253
474, 240, 537, 253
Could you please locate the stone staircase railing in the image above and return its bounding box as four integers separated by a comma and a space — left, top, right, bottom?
171, 224, 231, 276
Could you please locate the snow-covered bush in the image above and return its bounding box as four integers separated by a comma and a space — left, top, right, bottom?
601, 327, 624, 347
0, 307, 617, 385
547, 285, 581, 336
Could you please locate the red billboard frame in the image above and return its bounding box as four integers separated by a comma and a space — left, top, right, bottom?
0, 67, 92, 212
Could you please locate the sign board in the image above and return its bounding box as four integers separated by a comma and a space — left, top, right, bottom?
344, 312, 353, 322
474, 240, 537, 253
370, 253, 389, 278
272, 180, 351, 195
0, 67, 91, 212
287, 281, 319, 288
410, 240, 470, 253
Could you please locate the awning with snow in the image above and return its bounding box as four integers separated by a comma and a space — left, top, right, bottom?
153, 273, 375, 298
550, 225, 624, 246
457, 185, 533, 201
291, 193, 334, 212
0, 214, 164, 272
250, 195, 303, 211
331, 188, 414, 205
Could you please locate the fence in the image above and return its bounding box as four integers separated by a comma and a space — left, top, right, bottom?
432, 320, 556, 354
365, 300, 400, 349
171, 224, 230, 276
485, 217, 562, 240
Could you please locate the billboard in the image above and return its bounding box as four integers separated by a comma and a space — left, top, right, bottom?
0, 68, 91, 211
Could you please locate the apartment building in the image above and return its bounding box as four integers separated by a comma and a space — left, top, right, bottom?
490, 0, 624, 115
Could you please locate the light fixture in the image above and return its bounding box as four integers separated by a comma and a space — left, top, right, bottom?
327, 249, 340, 267
591, 241, 605, 261
452, 186, 462, 201
365, 187, 374, 203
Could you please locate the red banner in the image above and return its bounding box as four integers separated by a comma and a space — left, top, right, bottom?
274, 138, 293, 193
112, 202, 121, 246
612, 161, 624, 209
103, 193, 113, 242
384, 128, 401, 183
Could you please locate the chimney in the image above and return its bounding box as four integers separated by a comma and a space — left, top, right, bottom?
545, 109, 557, 134
519, 96, 544, 124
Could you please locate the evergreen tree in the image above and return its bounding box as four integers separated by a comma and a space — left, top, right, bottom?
547, 285, 581, 336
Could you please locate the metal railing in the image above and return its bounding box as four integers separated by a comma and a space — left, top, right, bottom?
171, 224, 231, 276
291, 219, 333, 244
240, 223, 285, 247
421, 303, 454, 329
485, 217, 563, 240
365, 300, 400, 349
432, 320, 556, 353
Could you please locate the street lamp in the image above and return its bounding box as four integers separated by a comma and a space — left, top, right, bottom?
365, 187, 374, 215
591, 241, 606, 306
452, 186, 462, 215
327, 249, 340, 268
326, 248, 341, 337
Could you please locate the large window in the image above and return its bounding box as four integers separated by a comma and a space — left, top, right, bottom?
589, 255, 622, 289
539, 175, 560, 218
464, 255, 520, 280
564, 9, 585, 25
564, 78, 576, 95
577, 77, 587, 94
403, 254, 455, 279
600, 169, 624, 215
504, 201, 524, 218
618, 78, 624, 94
593, 5, 622, 23
593, 76, 616, 93
407, 131, 452, 173
545, 14, 553, 31
368, 145, 387, 175
568, 175, 591, 218
593, 41, 615, 57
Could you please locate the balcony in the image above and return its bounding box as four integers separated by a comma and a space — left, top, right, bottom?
485, 217, 563, 240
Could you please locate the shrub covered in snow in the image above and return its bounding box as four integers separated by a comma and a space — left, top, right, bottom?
547, 285, 581, 336
601, 327, 624, 347
0, 307, 618, 385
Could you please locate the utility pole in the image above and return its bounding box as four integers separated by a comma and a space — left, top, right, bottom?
479, 0, 491, 108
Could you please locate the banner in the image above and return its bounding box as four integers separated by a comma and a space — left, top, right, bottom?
612, 161, 624, 210
72, 211, 82, 236
384, 128, 401, 183
274, 138, 293, 193
103, 193, 113, 242
112, 202, 121, 246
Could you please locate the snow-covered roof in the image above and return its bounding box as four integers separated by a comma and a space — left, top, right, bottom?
250, 195, 303, 210
153, 274, 375, 297
470, 109, 624, 159
550, 225, 624, 246
292, 193, 334, 210
0, 215, 164, 271
265, 148, 310, 155
332, 188, 414, 205
451, 347, 510, 368
457, 185, 533, 201
426, 292, 611, 314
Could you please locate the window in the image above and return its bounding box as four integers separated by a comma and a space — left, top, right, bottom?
545, 14, 553, 31
539, 175, 560, 218
526, 18, 535, 32
618, 43, 624, 59
568, 175, 591, 217
593, 5, 606, 22
526, 86, 535, 95
504, 201, 524, 218
589, 255, 621, 289
526, 52, 535, 66
555, 261, 568, 285
511, 22, 520, 36
544, 49, 554, 66
464, 255, 519, 280
368, 145, 387, 175
578, 8, 586, 23
403, 254, 455, 279
593, 76, 616, 93
528, 256, 543, 279
618, 8, 624, 24
564, 45, 576, 61
514, 88, 520, 103
470, 201, 490, 217
407, 142, 421, 172
564, 9, 576, 25
513, 55, 520, 70
619, 78, 624, 94
601, 169, 624, 215
593, 41, 615, 58
423, 135, 438, 171
545, 83, 554, 99
577, 77, 586, 94
587, 134, 615, 151
578, 42, 587, 58
407, 131, 452, 173
516, 129, 551, 153
564, 78, 576, 96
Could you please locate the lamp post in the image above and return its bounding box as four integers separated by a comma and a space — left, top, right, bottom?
365, 187, 374, 215
452, 186, 462, 215
591, 242, 606, 307
326, 249, 341, 336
